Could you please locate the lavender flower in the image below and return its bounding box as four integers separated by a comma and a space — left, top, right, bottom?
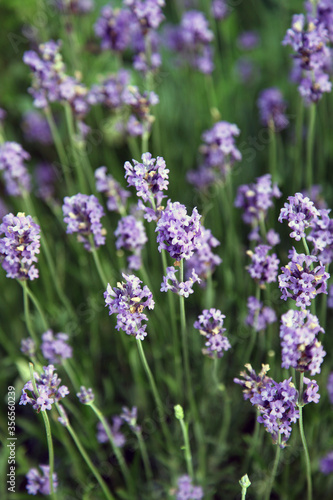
194, 308, 231, 359
62, 193, 106, 251
0, 107, 7, 123
97, 417, 126, 447
308, 0, 333, 43
235, 365, 299, 447
302, 377, 320, 404
279, 192, 320, 241
20, 365, 69, 412
211, 0, 229, 20
87, 70, 130, 109
201, 121, 241, 172
280, 309, 325, 375
237, 31, 260, 50
104, 273, 154, 340
278, 248, 329, 308
0, 212, 40, 281
21, 338, 36, 358
245, 296, 277, 332
327, 372, 333, 403
246, 245, 280, 286
0, 142, 31, 196
124, 0, 165, 31
328, 284, 333, 308
120, 406, 141, 432
124, 152, 169, 221
94, 6, 133, 52
185, 226, 222, 281
161, 266, 201, 298
77, 386, 95, 404
122, 86, 159, 137
307, 208, 333, 265
41, 330, 72, 364
115, 215, 147, 270
22, 111, 52, 144
235, 174, 281, 227
26, 465, 58, 495
51, 0, 94, 14
257, 88, 289, 131
95, 166, 130, 214
320, 451, 333, 474
156, 200, 202, 261
34, 161, 57, 201
173, 475, 204, 500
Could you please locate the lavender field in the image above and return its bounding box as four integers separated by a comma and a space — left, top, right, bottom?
1, 0, 333, 498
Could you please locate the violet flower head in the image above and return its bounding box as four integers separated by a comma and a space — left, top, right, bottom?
161, 265, 201, 298
237, 31, 260, 50
104, 273, 154, 340
21, 338, 36, 358
245, 296, 277, 332
328, 284, 333, 308
20, 365, 69, 412
41, 330, 73, 364
235, 365, 299, 447
246, 245, 280, 286
0, 212, 40, 281
124, 152, 169, 221
0, 142, 31, 196
279, 192, 320, 241
201, 121, 241, 172
62, 193, 106, 251
34, 161, 57, 201
88, 70, 130, 109
115, 215, 147, 270
174, 474, 204, 500
309, 0, 333, 43
0, 107, 7, 123
278, 248, 329, 308
307, 208, 333, 265
95, 166, 130, 214
97, 417, 126, 447
124, 0, 165, 31
194, 308, 231, 359
22, 110, 52, 144
156, 200, 202, 261
280, 309, 326, 375
235, 174, 281, 227
95, 6, 133, 52
77, 386, 95, 404
327, 372, 333, 403
211, 0, 229, 20
257, 88, 289, 131
302, 377, 320, 404
121, 406, 141, 432
52, 0, 94, 14
122, 86, 159, 137
185, 226, 222, 281
320, 451, 333, 475
26, 465, 58, 495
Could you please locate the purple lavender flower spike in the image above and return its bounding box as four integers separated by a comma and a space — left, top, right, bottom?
278, 248, 329, 308
95, 6, 133, 52
302, 377, 320, 404
327, 372, 333, 403
22, 111, 52, 144
97, 417, 126, 447
21, 338, 36, 358
280, 309, 325, 375
0, 142, 31, 196
124, 0, 165, 31
174, 475, 204, 500
122, 87, 159, 137
307, 208, 333, 265
156, 200, 202, 261
104, 273, 154, 340
257, 88, 289, 131
245, 296, 277, 332
62, 193, 106, 251
185, 226, 222, 281
161, 266, 201, 298
20, 365, 69, 412
320, 451, 333, 474
52, 0, 94, 14
34, 161, 57, 201
0, 212, 40, 281
211, 0, 229, 20
237, 31, 260, 50
246, 245, 280, 286
95, 166, 130, 214
26, 465, 58, 495
279, 192, 320, 241
0, 107, 7, 123
41, 330, 72, 364
77, 386, 95, 404
328, 284, 333, 308
115, 215, 147, 270
194, 308, 231, 359
121, 406, 141, 432
88, 70, 130, 109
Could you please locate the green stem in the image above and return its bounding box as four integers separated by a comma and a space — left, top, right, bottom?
21, 281, 38, 344
180, 419, 194, 479
135, 430, 153, 481
264, 435, 281, 500
306, 104, 316, 191
89, 236, 110, 286
246, 286, 261, 362
293, 96, 304, 194
64, 103, 88, 193
29, 364, 57, 500
19, 281, 48, 331
269, 122, 277, 184
90, 402, 132, 491
298, 373, 313, 500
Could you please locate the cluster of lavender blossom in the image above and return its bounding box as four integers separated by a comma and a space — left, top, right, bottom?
20, 365, 69, 412
193, 308, 231, 359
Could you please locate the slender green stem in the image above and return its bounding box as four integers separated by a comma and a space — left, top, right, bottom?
21, 281, 38, 344
89, 236, 110, 286
64, 103, 88, 193
135, 430, 153, 481
306, 104, 316, 191
90, 402, 132, 491
19, 281, 48, 331
244, 408, 261, 472
298, 373, 313, 500
29, 364, 57, 500
264, 435, 281, 500
293, 96, 304, 194
301, 237, 311, 257
268, 122, 277, 183
179, 418, 194, 478
136, 338, 172, 446
246, 286, 261, 362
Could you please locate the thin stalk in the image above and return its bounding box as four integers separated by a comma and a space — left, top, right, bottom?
244, 409, 261, 472
246, 286, 261, 362
89, 236, 110, 286
293, 96, 304, 194
29, 364, 57, 500
298, 373, 313, 500
90, 402, 132, 492
268, 122, 277, 183
179, 418, 194, 478
135, 430, 153, 481
19, 281, 48, 331
21, 281, 38, 344
264, 435, 282, 500
306, 104, 316, 191
64, 103, 88, 193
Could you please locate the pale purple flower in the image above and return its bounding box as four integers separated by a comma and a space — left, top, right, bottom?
257, 88, 289, 131
41, 330, 72, 364
237, 31, 260, 50
320, 451, 333, 474
115, 215, 147, 270
161, 265, 201, 298
194, 308, 231, 359
22, 111, 52, 144
174, 475, 204, 500
185, 226, 222, 281
87, 70, 130, 109
77, 386, 94, 404
328, 372, 333, 404
0, 142, 31, 196
21, 338, 36, 358
245, 296, 277, 332
120, 406, 141, 432
52, 0, 94, 14
302, 377, 320, 404
124, 0, 165, 31
20, 365, 69, 412
279, 193, 320, 241
26, 465, 58, 495
0, 212, 40, 280
95, 6, 133, 52
247, 245, 280, 285
307, 208, 333, 265
97, 417, 126, 447
211, 0, 229, 20
95, 166, 130, 214
35, 161, 57, 200
122, 86, 159, 137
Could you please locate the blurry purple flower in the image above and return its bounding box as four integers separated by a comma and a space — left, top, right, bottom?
174, 475, 203, 499
211, 0, 229, 20
124, 0, 165, 31
95, 6, 133, 52
35, 161, 57, 200
185, 226, 222, 281
328, 284, 333, 308
88, 70, 130, 109
104, 273, 154, 340
22, 111, 52, 144
156, 200, 202, 261
122, 86, 159, 137
280, 309, 325, 375
20, 365, 69, 412
21, 338, 36, 358
97, 417, 126, 447
279, 192, 320, 241
41, 330, 72, 364
278, 248, 329, 308
326, 373, 333, 403
194, 308, 231, 359
161, 265, 201, 298
77, 386, 95, 404
26, 465, 58, 495
0, 107, 7, 123
235, 57, 257, 83
0, 212, 40, 281
257, 88, 289, 131
0, 142, 31, 196
115, 215, 147, 270
320, 451, 333, 474
95, 166, 130, 214
52, 0, 94, 14
247, 245, 280, 286
307, 208, 333, 265
120, 406, 141, 432
237, 31, 260, 50
302, 377, 320, 404
245, 296, 277, 332
62, 193, 106, 251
